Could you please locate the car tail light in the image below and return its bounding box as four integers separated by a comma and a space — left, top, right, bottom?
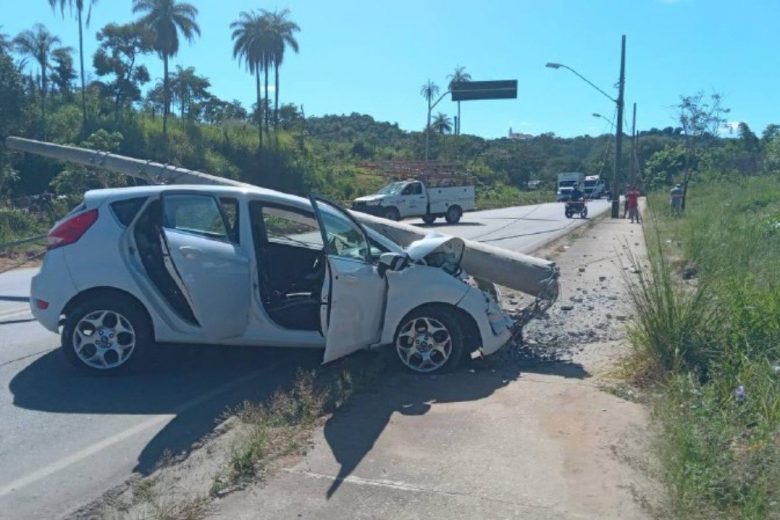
35, 299, 49, 310
47, 208, 99, 250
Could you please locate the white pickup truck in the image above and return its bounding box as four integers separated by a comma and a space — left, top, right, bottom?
352, 180, 476, 224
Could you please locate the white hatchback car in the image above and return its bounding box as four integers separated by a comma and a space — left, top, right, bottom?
30, 185, 513, 374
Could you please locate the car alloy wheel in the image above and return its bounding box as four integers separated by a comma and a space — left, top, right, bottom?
72, 310, 136, 370
396, 315, 455, 373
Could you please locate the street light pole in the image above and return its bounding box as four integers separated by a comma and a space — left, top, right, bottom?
546, 34, 627, 218
612, 35, 626, 218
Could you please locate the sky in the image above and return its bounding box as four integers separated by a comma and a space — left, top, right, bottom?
2, 0, 779, 138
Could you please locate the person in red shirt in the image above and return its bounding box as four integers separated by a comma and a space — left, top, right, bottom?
627, 185, 640, 223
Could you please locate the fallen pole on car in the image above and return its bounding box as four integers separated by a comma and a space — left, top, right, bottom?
5, 136, 559, 299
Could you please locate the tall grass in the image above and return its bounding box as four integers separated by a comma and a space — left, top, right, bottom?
628, 178, 780, 519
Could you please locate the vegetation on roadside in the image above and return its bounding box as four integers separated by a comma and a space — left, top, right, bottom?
627, 179, 780, 519
212, 352, 388, 494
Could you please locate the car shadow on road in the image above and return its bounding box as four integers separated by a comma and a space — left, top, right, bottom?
9, 343, 319, 475
322, 355, 588, 498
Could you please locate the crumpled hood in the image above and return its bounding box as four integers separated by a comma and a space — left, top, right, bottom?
405, 233, 465, 273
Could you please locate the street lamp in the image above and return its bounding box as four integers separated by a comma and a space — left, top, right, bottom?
592, 113, 615, 128
546, 35, 626, 218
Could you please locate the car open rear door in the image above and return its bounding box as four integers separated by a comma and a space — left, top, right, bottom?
311, 196, 387, 363
160, 193, 250, 340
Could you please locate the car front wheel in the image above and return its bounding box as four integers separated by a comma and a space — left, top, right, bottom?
61, 295, 152, 374
394, 306, 466, 373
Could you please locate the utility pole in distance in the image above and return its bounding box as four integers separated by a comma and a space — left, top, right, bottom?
611, 34, 626, 218
630, 102, 637, 184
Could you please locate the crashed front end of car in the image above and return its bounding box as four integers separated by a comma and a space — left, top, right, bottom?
401, 234, 517, 356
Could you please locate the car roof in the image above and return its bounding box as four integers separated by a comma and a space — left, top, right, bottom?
84, 184, 313, 210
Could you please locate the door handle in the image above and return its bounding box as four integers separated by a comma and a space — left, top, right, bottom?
178, 246, 201, 259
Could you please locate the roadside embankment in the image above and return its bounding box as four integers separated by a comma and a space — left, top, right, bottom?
626, 180, 780, 519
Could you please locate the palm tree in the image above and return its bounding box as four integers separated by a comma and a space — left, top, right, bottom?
420, 80, 439, 161
432, 112, 453, 134
447, 65, 471, 135
231, 10, 271, 148
264, 9, 299, 130
133, 0, 200, 137
14, 24, 61, 137
48, 0, 98, 129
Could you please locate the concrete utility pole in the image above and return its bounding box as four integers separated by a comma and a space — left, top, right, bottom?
611, 35, 626, 218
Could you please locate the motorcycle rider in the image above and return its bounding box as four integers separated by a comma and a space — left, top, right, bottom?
570, 185, 584, 202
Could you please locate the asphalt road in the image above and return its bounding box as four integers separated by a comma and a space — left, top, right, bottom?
0, 199, 609, 519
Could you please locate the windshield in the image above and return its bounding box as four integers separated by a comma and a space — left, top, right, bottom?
376, 182, 405, 196
559, 180, 578, 187
584, 180, 597, 187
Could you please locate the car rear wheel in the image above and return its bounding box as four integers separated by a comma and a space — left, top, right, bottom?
61, 295, 152, 374
581, 206, 588, 218
394, 306, 466, 374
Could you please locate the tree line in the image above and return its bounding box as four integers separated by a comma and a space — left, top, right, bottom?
2, 0, 299, 145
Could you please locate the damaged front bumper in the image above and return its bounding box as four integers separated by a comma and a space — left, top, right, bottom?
457, 284, 514, 356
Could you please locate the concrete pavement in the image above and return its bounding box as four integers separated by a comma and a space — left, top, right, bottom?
0, 199, 610, 519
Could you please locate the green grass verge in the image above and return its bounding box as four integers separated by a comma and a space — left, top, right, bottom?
627, 179, 780, 519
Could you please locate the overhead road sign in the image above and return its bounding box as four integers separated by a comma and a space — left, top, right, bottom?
451, 80, 518, 101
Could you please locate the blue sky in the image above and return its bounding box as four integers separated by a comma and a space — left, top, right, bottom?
3, 0, 779, 138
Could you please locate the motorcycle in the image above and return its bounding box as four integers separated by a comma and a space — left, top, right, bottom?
564, 198, 588, 219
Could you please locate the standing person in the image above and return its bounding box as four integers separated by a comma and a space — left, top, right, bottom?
623, 185, 630, 218
670, 183, 683, 216
627, 185, 640, 223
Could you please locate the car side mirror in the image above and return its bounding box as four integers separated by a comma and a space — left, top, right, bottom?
377, 252, 409, 277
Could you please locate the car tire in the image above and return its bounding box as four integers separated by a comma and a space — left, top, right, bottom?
422, 215, 436, 225
565, 209, 572, 218
393, 305, 466, 374
61, 294, 152, 375
581, 206, 588, 219
384, 207, 400, 221
445, 205, 462, 224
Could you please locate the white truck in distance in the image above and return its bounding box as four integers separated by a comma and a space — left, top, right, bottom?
352, 180, 476, 224
584, 175, 606, 199
556, 172, 585, 202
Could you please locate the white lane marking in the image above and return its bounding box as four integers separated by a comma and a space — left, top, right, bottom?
0, 307, 30, 320
0, 364, 279, 497
285, 468, 430, 493
284, 469, 560, 511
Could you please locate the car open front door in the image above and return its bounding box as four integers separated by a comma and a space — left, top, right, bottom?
160, 193, 250, 340
311, 196, 387, 363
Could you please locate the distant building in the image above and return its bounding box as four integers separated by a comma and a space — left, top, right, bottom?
508, 127, 532, 140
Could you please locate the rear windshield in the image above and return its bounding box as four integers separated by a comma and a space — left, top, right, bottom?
111, 197, 147, 227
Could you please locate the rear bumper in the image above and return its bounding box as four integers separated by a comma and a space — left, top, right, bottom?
30, 249, 77, 333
